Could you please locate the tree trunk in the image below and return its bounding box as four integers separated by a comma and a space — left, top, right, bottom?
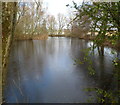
2, 2, 17, 98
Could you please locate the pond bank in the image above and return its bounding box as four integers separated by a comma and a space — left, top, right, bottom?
14, 35, 48, 40
15, 34, 120, 51
79, 35, 120, 50
49, 35, 120, 51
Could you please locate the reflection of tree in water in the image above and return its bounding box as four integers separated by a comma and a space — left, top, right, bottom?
4, 40, 46, 102
4, 38, 119, 103
72, 39, 118, 103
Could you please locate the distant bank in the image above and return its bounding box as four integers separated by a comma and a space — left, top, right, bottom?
14, 35, 48, 40
14, 34, 120, 51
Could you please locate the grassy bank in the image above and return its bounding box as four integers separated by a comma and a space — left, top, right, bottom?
15, 35, 48, 40
49, 35, 67, 37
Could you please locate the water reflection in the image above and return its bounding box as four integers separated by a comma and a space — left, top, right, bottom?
4, 37, 118, 103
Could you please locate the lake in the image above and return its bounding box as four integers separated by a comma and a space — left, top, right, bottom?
4, 37, 119, 103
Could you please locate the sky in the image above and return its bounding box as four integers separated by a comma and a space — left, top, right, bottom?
44, 0, 83, 17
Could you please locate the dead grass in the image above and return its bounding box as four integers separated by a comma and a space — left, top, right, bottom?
15, 35, 48, 40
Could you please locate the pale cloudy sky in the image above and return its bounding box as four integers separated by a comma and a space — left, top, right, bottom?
44, 0, 83, 17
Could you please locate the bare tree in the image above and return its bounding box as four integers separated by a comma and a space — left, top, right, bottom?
57, 13, 66, 35
15, 1, 47, 36
47, 15, 57, 35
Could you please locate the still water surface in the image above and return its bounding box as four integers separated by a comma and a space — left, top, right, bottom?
4, 37, 118, 103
